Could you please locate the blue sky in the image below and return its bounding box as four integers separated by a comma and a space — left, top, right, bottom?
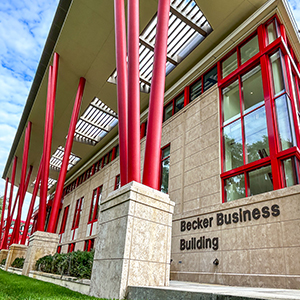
0, 0, 299, 221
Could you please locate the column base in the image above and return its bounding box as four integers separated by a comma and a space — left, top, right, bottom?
0, 249, 9, 264
89, 181, 175, 299
5, 244, 28, 270
22, 231, 59, 276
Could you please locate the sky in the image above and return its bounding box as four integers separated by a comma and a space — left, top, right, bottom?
0, 0, 299, 222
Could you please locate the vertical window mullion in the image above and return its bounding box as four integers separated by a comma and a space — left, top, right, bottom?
238, 75, 246, 166
260, 54, 282, 189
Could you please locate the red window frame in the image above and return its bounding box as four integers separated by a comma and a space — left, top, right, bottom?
72, 197, 84, 230
88, 186, 103, 224
84, 239, 95, 252
114, 174, 121, 190
219, 15, 300, 202
68, 243, 75, 253
160, 144, 170, 194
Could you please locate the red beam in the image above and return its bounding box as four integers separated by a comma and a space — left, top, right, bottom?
143, 0, 170, 190
114, 0, 128, 186
127, 0, 141, 183
0, 177, 9, 241
10, 122, 32, 245
47, 77, 86, 233
21, 160, 43, 245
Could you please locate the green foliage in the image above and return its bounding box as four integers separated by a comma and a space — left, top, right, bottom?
0, 258, 6, 265
11, 257, 25, 269
0, 269, 106, 299
35, 250, 94, 279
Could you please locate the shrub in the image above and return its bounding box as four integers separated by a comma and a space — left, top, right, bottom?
0, 259, 6, 266
35, 250, 94, 279
11, 257, 25, 269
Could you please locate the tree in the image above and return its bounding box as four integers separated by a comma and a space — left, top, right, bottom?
0, 196, 7, 219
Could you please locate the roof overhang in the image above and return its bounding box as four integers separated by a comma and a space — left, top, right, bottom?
3, 0, 300, 195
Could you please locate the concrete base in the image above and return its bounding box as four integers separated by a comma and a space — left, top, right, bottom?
0, 249, 9, 263
89, 181, 175, 300
22, 231, 59, 276
5, 244, 28, 270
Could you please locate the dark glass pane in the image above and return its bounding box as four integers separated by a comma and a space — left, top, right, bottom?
283, 157, 299, 187
161, 157, 170, 194
240, 35, 259, 64
190, 79, 202, 101
244, 106, 269, 163
164, 102, 173, 121
222, 80, 240, 125
223, 119, 243, 171
203, 66, 218, 92
225, 174, 246, 202
222, 52, 237, 78
248, 165, 273, 196
275, 95, 295, 150
175, 94, 184, 113
242, 65, 264, 113
95, 188, 102, 220
162, 146, 170, 159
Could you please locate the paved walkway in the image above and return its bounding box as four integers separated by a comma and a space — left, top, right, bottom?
127, 281, 300, 300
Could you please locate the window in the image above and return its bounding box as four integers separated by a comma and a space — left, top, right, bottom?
71, 197, 84, 240
59, 205, 69, 243
161, 145, 170, 194
68, 243, 75, 253
57, 246, 61, 253
190, 78, 202, 101
174, 94, 184, 114
115, 174, 121, 190
220, 16, 300, 202
87, 186, 102, 237
84, 239, 95, 252
203, 66, 218, 92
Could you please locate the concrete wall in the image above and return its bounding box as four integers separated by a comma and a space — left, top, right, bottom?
57, 84, 300, 289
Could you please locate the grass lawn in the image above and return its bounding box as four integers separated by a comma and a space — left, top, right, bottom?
0, 269, 109, 300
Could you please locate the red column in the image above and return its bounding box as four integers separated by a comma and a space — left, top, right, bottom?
21, 160, 43, 245
127, 0, 141, 183
114, 0, 128, 186
0, 177, 9, 241
10, 122, 32, 244
143, 0, 170, 190
47, 77, 86, 233
0, 157, 17, 249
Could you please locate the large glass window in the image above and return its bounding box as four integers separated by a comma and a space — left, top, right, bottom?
161, 145, 170, 194
282, 157, 300, 187
270, 51, 285, 96
248, 165, 273, 196
224, 174, 245, 202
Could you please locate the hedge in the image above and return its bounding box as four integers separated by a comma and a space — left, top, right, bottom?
0, 259, 6, 266
35, 250, 94, 279
11, 257, 25, 269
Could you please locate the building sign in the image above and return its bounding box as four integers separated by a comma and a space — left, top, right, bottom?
179, 204, 280, 251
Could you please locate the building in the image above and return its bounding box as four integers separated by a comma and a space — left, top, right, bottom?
1, 0, 300, 289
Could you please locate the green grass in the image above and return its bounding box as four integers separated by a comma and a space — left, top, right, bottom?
0, 269, 109, 300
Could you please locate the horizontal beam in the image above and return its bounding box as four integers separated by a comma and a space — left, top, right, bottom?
80, 116, 110, 132
139, 37, 178, 65
90, 102, 118, 118
169, 5, 207, 37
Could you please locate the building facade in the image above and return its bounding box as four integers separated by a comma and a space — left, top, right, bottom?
2, 0, 300, 289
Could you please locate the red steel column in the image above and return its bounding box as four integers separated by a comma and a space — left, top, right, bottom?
10, 165, 33, 245
127, 0, 141, 183
0, 177, 9, 241
114, 0, 128, 186
21, 160, 43, 244
47, 77, 86, 233
10, 122, 32, 244
0, 156, 17, 249
143, 0, 170, 190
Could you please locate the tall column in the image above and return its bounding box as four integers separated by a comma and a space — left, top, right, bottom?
143, 0, 170, 190
127, 0, 141, 183
0, 177, 9, 241
21, 159, 43, 245
10, 122, 32, 245
1, 157, 17, 249
114, 0, 128, 186
38, 53, 59, 232
10, 165, 33, 245
47, 77, 86, 233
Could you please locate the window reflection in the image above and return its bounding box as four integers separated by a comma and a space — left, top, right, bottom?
240, 35, 259, 64
225, 174, 245, 202
248, 165, 273, 196
222, 80, 240, 124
